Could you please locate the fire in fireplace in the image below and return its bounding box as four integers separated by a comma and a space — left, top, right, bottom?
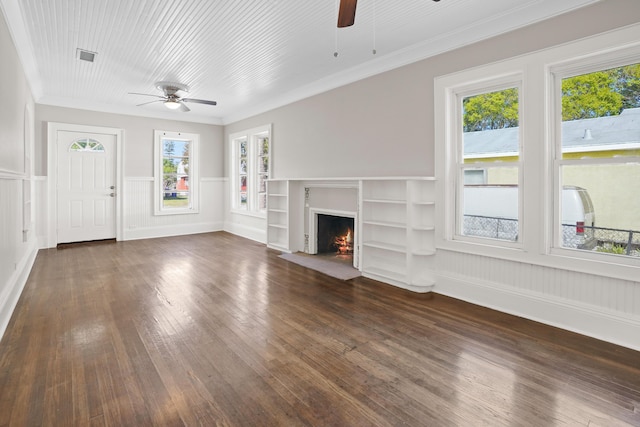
334, 228, 353, 255
317, 214, 354, 255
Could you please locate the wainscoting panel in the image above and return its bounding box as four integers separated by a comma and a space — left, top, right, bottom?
34, 176, 48, 248
435, 249, 640, 350
223, 178, 268, 243
0, 174, 38, 340
124, 177, 224, 240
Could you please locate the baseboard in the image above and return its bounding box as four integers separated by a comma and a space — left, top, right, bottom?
434, 272, 640, 352
362, 272, 434, 293
123, 222, 224, 241
223, 222, 266, 244
37, 235, 48, 249
0, 242, 38, 341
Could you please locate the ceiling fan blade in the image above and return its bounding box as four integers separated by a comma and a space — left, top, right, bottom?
337, 0, 357, 28
182, 98, 217, 106
136, 99, 164, 107
128, 92, 164, 99
178, 102, 190, 112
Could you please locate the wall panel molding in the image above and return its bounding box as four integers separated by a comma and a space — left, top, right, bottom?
435, 249, 640, 351
123, 177, 224, 240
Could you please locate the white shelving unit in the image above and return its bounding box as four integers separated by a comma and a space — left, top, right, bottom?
360, 180, 409, 287
266, 180, 290, 252
407, 179, 436, 291
266, 177, 436, 292
360, 178, 436, 292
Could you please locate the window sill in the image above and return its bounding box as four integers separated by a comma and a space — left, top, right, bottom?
436, 238, 640, 283
154, 208, 199, 216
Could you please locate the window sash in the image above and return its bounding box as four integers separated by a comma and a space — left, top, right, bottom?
230, 125, 271, 215
434, 27, 640, 280
551, 58, 640, 257
452, 83, 523, 246
154, 131, 199, 216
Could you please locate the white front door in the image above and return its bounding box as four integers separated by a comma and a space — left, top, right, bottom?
56, 130, 117, 244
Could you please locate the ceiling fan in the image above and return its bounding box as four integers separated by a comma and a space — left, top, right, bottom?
337, 0, 357, 28
129, 81, 217, 112
337, 0, 440, 28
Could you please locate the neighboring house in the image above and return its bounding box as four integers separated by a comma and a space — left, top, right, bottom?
463, 107, 640, 231
176, 161, 189, 192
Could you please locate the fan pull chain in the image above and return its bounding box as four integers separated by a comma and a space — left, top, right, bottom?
334, 0, 339, 57
372, 0, 377, 55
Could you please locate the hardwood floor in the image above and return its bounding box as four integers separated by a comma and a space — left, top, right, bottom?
0, 232, 638, 426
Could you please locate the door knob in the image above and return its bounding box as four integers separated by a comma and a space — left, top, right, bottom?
109, 193, 116, 197
109, 185, 115, 190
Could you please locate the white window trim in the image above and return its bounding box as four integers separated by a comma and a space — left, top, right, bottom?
154, 130, 200, 216
452, 77, 524, 249
548, 46, 640, 266
229, 124, 272, 217
435, 23, 640, 282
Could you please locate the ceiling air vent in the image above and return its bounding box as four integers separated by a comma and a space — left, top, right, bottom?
76, 48, 97, 62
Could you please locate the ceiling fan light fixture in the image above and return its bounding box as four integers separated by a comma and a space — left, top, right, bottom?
164, 100, 181, 110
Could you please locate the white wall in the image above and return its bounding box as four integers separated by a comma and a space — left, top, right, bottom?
222, 0, 640, 350
3, 0, 639, 350
0, 8, 37, 339
34, 105, 225, 242
224, 0, 640, 180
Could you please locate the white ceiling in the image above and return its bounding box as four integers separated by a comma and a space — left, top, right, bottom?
2, 0, 598, 125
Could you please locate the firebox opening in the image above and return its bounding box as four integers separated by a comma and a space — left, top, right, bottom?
317, 214, 354, 256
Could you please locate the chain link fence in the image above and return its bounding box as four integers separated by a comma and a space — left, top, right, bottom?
563, 224, 640, 256
463, 215, 640, 257
463, 215, 518, 241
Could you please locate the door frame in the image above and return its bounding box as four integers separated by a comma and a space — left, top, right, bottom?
47, 122, 124, 248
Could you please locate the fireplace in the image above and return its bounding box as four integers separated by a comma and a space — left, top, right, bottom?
308, 208, 358, 267
317, 214, 354, 255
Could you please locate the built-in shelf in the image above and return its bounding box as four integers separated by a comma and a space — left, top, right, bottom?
266, 180, 291, 252
363, 198, 406, 204
364, 266, 407, 284
267, 223, 287, 229
413, 249, 436, 256
266, 177, 436, 292
360, 178, 436, 293
412, 225, 435, 231
362, 241, 406, 253
268, 243, 289, 252
362, 220, 406, 229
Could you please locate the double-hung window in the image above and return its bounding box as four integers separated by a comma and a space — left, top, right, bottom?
230, 124, 271, 215
551, 59, 640, 259
436, 27, 640, 279
154, 130, 199, 215
451, 79, 523, 246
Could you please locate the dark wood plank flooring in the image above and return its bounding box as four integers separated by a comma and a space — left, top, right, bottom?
0, 232, 638, 426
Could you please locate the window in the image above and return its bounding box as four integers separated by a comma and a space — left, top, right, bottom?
230, 124, 271, 215
70, 138, 104, 152
455, 82, 522, 245
552, 61, 640, 258
154, 130, 199, 215
436, 28, 640, 280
